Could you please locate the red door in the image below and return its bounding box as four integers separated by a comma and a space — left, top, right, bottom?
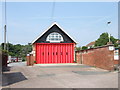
35, 43, 74, 64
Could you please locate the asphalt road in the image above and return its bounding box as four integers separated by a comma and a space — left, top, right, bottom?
2, 62, 118, 88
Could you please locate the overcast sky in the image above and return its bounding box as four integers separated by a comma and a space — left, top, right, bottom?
0, 2, 118, 46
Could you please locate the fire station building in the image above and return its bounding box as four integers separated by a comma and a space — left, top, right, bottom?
31, 22, 76, 64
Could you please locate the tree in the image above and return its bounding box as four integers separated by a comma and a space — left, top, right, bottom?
95, 32, 118, 47
110, 36, 118, 45
95, 33, 109, 46
82, 46, 88, 50
75, 46, 81, 51
1, 43, 32, 60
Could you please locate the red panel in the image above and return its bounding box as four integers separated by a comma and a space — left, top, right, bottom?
60, 45, 62, 63
44, 45, 48, 63
42, 44, 44, 63
35, 43, 74, 64
72, 44, 74, 63
70, 45, 73, 63
58, 44, 60, 63
68, 44, 70, 63
63, 45, 65, 63
57, 45, 59, 63
35, 43, 37, 64
39, 45, 43, 63
48, 45, 51, 63
51, 45, 53, 63
55, 45, 57, 63
38, 45, 40, 63
42, 44, 43, 64
65, 44, 67, 63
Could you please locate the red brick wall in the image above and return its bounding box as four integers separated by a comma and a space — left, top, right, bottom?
26, 54, 35, 66
76, 52, 81, 64
114, 60, 119, 65
76, 45, 115, 71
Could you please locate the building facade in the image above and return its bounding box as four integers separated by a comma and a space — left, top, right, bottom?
31, 22, 76, 64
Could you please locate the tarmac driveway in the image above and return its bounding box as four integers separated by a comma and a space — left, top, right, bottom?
2, 62, 118, 88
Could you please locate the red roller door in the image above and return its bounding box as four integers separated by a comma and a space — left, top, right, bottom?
35, 43, 74, 64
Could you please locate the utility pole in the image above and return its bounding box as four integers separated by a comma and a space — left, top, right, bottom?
108, 34, 111, 42
4, 25, 6, 50
4, 0, 7, 50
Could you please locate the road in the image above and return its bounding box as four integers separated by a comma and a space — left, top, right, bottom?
2, 62, 118, 88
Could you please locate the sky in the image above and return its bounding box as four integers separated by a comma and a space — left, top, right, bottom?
0, 1, 118, 46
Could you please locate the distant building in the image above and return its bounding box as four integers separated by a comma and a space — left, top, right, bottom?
116, 40, 120, 45
86, 41, 95, 48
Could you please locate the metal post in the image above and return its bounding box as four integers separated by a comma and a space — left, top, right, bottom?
107, 21, 111, 42
109, 34, 111, 42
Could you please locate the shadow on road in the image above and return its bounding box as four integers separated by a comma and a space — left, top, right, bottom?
2, 72, 27, 86
2, 66, 11, 72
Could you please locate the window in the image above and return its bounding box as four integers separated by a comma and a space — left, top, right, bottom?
46, 32, 64, 42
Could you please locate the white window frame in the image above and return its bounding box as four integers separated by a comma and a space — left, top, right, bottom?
46, 32, 64, 43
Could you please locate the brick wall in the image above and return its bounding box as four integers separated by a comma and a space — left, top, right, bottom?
76, 45, 116, 71
26, 54, 35, 66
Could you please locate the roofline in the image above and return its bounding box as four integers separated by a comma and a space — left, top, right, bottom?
31, 22, 77, 44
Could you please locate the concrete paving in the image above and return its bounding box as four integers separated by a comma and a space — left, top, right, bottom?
2, 62, 118, 88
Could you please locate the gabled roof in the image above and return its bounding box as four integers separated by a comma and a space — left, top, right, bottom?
31, 22, 77, 44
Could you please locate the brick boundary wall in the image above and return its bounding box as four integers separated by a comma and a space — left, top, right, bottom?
26, 54, 35, 66
76, 45, 117, 71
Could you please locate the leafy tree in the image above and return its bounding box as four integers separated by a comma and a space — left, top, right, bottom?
95, 33, 109, 46
95, 32, 118, 47
110, 36, 118, 45
82, 46, 88, 50
75, 46, 81, 51
1, 43, 32, 60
